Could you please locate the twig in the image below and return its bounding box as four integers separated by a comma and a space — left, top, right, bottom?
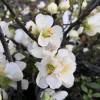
0, 27, 13, 62
0, 27, 23, 100
1, 0, 37, 41
60, 0, 100, 48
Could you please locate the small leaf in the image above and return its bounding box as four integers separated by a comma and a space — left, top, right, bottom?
87, 82, 100, 90
0, 75, 11, 88
93, 93, 100, 98
81, 85, 88, 93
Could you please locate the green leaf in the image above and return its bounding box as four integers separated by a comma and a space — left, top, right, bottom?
81, 85, 88, 93
0, 75, 11, 88
87, 82, 100, 90
93, 93, 100, 98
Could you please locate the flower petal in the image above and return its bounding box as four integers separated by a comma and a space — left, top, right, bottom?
61, 73, 74, 88
53, 91, 68, 100
46, 74, 62, 89
5, 62, 23, 81
36, 72, 48, 89
0, 21, 13, 38
15, 61, 26, 71
14, 53, 25, 60
28, 46, 43, 58
14, 29, 25, 43
25, 20, 37, 33
51, 25, 63, 39
21, 79, 29, 90
63, 10, 71, 25
35, 13, 53, 30
38, 33, 50, 46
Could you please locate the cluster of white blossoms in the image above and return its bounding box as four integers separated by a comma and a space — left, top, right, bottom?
1, 0, 100, 99
13, 13, 76, 99
37, 0, 70, 14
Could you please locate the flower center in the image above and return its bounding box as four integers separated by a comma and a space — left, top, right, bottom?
42, 27, 53, 38
60, 62, 68, 74
46, 63, 55, 75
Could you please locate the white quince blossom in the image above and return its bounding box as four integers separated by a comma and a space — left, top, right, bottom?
47, 2, 58, 14
0, 42, 4, 53
26, 13, 63, 47
14, 29, 32, 47
59, 0, 70, 11
66, 44, 74, 51
86, 13, 100, 36
41, 88, 68, 100
28, 39, 61, 58
0, 53, 8, 65
37, 1, 46, 9
36, 14, 63, 46
0, 21, 14, 38
8, 40, 16, 55
14, 53, 25, 61
5, 62, 24, 81
35, 49, 76, 89
68, 30, 79, 40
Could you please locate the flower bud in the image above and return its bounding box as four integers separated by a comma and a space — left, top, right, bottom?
68, 30, 79, 39
59, 0, 70, 11
47, 2, 58, 14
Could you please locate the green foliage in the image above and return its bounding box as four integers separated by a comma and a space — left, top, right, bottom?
93, 93, 100, 98
0, 75, 11, 88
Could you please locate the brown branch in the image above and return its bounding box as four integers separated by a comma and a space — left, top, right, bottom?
60, 0, 100, 48
1, 0, 37, 41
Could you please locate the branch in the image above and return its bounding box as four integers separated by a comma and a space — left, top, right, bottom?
0, 27, 22, 100
1, 0, 37, 41
60, 0, 100, 48
0, 27, 13, 62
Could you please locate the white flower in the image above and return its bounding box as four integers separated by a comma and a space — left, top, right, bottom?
36, 14, 63, 46
59, 0, 70, 11
47, 2, 58, 14
5, 62, 23, 81
36, 49, 76, 89
37, 1, 46, 9
86, 13, 100, 36
21, 6, 30, 15
8, 40, 16, 55
82, 0, 87, 8
66, 44, 74, 51
25, 20, 38, 35
26, 14, 63, 47
41, 88, 68, 100
0, 53, 8, 66
14, 29, 32, 47
28, 40, 61, 58
0, 42, 4, 53
14, 53, 25, 61
68, 30, 79, 40
0, 21, 14, 38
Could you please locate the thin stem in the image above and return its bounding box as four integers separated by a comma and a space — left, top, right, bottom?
0, 27, 13, 62
60, 0, 100, 48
